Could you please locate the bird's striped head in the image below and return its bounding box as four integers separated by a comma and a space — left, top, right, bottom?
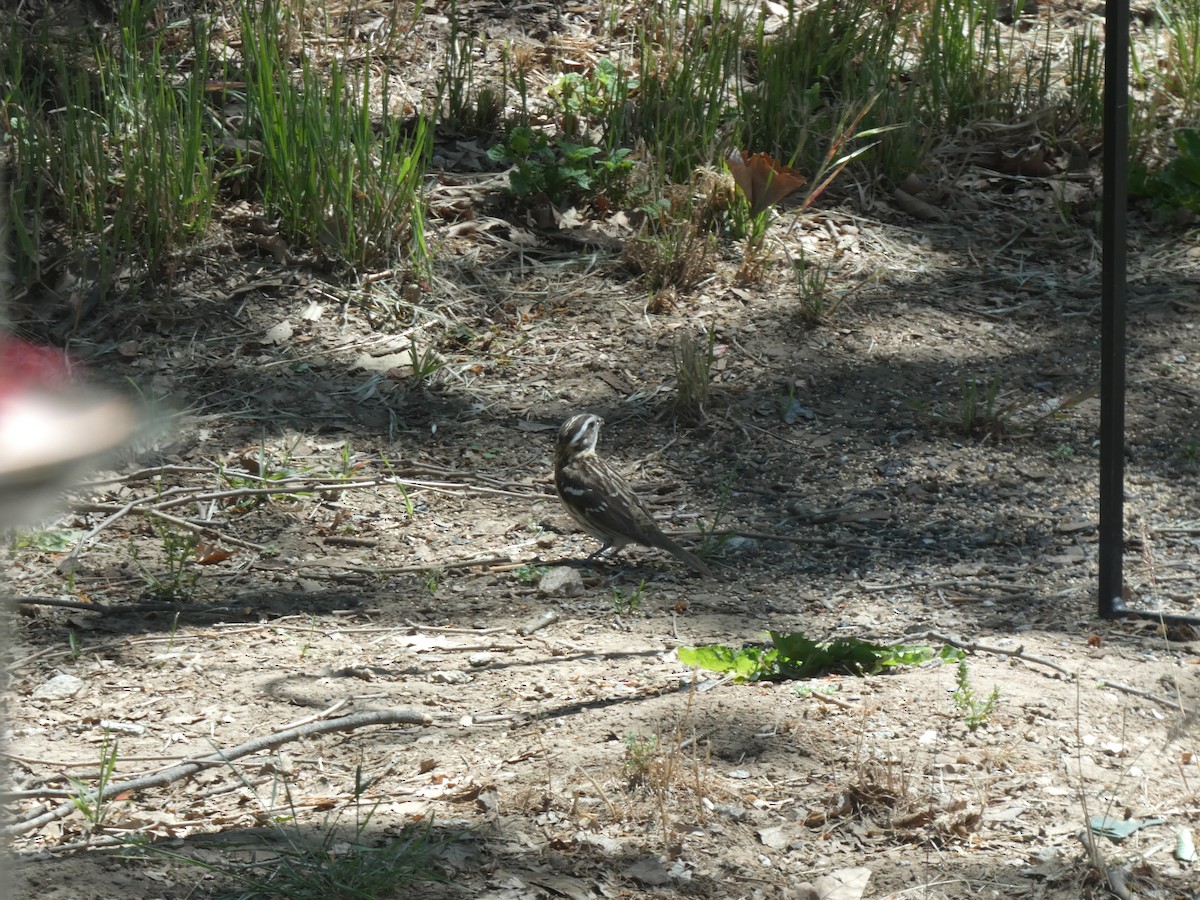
556, 413, 603, 461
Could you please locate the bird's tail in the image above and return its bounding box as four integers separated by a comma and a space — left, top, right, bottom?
657, 534, 714, 579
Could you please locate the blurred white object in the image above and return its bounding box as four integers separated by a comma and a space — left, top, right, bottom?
0, 337, 136, 530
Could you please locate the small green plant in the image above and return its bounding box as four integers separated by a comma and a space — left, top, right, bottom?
693, 457, 740, 561
952, 660, 1001, 730
408, 336, 446, 388
549, 57, 636, 144
679, 632, 947, 682
1177, 439, 1200, 469
2, 4, 219, 304
514, 565, 550, 584
378, 454, 417, 516
424, 568, 443, 596
131, 524, 200, 601
68, 732, 120, 832
1064, 23, 1104, 131
157, 759, 454, 897
1141, 128, 1200, 215
673, 331, 714, 424
11, 528, 85, 552
502, 40, 535, 124
1055, 443, 1076, 461
954, 371, 1016, 440
625, 198, 718, 293
622, 733, 660, 784
220, 442, 317, 507
166, 612, 181, 652
68, 630, 81, 661
1158, 0, 1200, 120
332, 441, 365, 479
735, 210, 775, 283
792, 247, 836, 326
632, 0, 746, 183
487, 125, 633, 207
614, 690, 712, 840
240, 0, 430, 270
292, 616, 319, 659
437, 18, 503, 134
610, 579, 648, 616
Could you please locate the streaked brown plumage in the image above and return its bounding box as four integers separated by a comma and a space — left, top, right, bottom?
554, 413, 713, 578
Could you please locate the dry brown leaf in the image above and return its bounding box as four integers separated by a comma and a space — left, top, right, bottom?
727, 150, 807, 215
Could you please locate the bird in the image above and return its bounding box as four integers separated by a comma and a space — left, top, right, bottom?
554, 412, 713, 577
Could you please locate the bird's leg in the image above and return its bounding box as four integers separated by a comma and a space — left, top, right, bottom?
587, 541, 622, 563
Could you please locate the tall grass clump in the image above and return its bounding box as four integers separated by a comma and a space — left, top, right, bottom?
910, 0, 1104, 134
632, 0, 747, 183
239, 0, 430, 272
106, 2, 218, 269
1063, 23, 1104, 133
438, 8, 504, 136
1158, 0, 1200, 122
739, 0, 910, 174
2, 2, 218, 303
914, 0, 1025, 126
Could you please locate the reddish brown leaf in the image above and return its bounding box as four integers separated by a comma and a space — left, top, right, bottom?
727, 150, 807, 215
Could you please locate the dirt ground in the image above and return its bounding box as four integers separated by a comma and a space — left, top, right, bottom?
4, 1, 1200, 898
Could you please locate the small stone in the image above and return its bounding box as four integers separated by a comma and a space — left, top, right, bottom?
538, 566, 584, 596
264, 320, 293, 344
623, 856, 671, 886
758, 824, 794, 850
32, 673, 85, 700
430, 670, 471, 685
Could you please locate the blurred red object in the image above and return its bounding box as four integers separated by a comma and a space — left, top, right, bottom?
0, 338, 75, 397
0, 335, 136, 530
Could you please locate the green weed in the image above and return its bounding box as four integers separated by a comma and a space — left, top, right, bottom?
438, 13, 503, 134
1158, 0, 1200, 119
550, 58, 636, 147
625, 188, 718, 292
1140, 127, 1200, 214
514, 565, 550, 584
156, 760, 456, 898
424, 568, 443, 596
68, 732, 121, 832
793, 247, 835, 326
955, 371, 1013, 440
131, 524, 200, 601
673, 331, 714, 424
240, 0, 430, 271
678, 633, 947, 682
622, 733, 660, 784
610, 579, 648, 616
11, 528, 85, 552
952, 660, 1001, 730
1177, 439, 1200, 469
488, 125, 634, 207
633, 0, 745, 183
2, 5, 218, 305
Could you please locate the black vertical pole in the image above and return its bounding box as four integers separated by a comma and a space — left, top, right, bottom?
1099, 0, 1129, 618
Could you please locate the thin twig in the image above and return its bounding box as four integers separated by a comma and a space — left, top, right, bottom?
132, 477, 540, 511
73, 465, 213, 488
1097, 680, 1179, 709
921, 631, 1075, 678
928, 634, 1181, 708
4, 596, 114, 613
403, 622, 509, 635
2, 708, 431, 837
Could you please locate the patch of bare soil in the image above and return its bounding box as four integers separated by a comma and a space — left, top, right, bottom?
4, 2, 1200, 899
